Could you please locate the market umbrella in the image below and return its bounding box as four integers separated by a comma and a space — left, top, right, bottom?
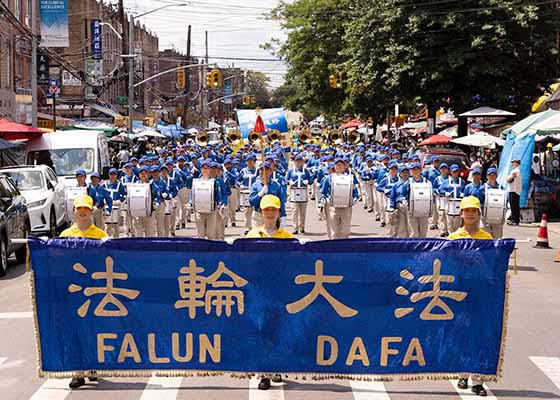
341, 118, 365, 130
0, 119, 46, 140
418, 134, 452, 146
451, 132, 505, 148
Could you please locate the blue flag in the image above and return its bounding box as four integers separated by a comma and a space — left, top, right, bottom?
29, 237, 514, 381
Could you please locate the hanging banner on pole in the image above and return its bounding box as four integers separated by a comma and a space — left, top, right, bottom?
29, 237, 514, 381
39, 0, 70, 48
91, 20, 103, 60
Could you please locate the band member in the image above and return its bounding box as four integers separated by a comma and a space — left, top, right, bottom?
189, 160, 224, 240
160, 164, 179, 237
165, 158, 183, 232
408, 162, 430, 238
464, 167, 484, 205
439, 164, 465, 233
377, 161, 399, 236
319, 158, 358, 239
373, 155, 390, 225
60, 194, 107, 389
103, 168, 127, 238
177, 156, 193, 227
150, 166, 170, 237
483, 167, 504, 239
87, 172, 112, 229
359, 156, 375, 213
120, 163, 139, 184
223, 158, 238, 227
249, 162, 286, 229
213, 163, 229, 240
133, 166, 161, 237
238, 154, 258, 234
389, 165, 411, 238
75, 169, 88, 188
433, 163, 450, 237
427, 156, 441, 230
448, 195, 492, 397
286, 154, 313, 234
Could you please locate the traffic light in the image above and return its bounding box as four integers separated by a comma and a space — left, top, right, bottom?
335, 72, 343, 88
329, 74, 337, 89
206, 69, 222, 88
206, 71, 213, 87
251, 96, 256, 105
329, 73, 343, 89
177, 69, 185, 89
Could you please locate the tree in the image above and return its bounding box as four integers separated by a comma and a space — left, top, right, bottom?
245, 71, 273, 108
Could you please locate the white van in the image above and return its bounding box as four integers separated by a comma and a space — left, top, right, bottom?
25, 130, 111, 187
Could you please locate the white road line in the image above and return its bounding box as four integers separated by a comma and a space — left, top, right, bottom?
530, 356, 560, 389
139, 375, 183, 400
350, 380, 391, 400
0, 312, 33, 319
0, 357, 6, 367
450, 379, 497, 400
28, 379, 71, 400
249, 377, 285, 400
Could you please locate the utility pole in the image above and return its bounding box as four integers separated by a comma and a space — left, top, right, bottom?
31, 0, 37, 128
128, 15, 134, 135
181, 25, 191, 128
203, 30, 209, 127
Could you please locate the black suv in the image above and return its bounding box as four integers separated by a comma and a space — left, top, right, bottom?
0, 175, 30, 277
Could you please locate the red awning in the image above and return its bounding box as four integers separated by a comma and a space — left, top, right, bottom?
341, 118, 365, 130
418, 134, 452, 146
0, 119, 46, 140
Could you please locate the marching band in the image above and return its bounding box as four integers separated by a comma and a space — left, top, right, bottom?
63, 138, 507, 240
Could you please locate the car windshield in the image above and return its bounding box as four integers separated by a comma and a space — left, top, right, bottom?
27, 148, 94, 176
0, 171, 44, 191
434, 154, 470, 169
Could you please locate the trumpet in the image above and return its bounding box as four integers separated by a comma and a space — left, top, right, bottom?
298, 129, 312, 144
196, 132, 209, 147
227, 130, 242, 145
248, 130, 263, 144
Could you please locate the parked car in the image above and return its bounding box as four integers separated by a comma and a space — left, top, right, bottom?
0, 175, 30, 277
416, 147, 471, 181
0, 166, 66, 237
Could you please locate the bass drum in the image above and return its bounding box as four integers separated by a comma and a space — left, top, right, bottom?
484, 189, 507, 225
410, 182, 433, 218
127, 184, 153, 217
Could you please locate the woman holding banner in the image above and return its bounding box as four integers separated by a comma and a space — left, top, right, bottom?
247, 194, 291, 389
448, 195, 492, 397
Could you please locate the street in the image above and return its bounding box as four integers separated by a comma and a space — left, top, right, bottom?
1, 202, 560, 400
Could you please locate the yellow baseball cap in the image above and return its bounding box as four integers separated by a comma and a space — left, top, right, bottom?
260, 194, 281, 210
73, 194, 94, 210
460, 196, 481, 211
547, 142, 553, 148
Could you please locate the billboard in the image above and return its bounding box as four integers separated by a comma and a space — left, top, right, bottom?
39, 0, 69, 48
236, 108, 289, 138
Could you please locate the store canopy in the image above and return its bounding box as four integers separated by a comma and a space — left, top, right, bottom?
86, 103, 122, 119
0, 119, 46, 140
553, 143, 560, 151
501, 109, 559, 137
341, 118, 365, 130
418, 134, 452, 146
528, 112, 560, 135
459, 106, 516, 117
156, 123, 186, 139
451, 131, 505, 148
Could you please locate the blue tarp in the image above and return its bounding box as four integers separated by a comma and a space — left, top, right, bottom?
497, 131, 535, 207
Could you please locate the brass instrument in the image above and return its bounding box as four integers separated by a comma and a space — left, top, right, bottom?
268, 129, 281, 143
227, 130, 242, 145
248, 130, 263, 144
298, 129, 312, 144
347, 129, 362, 145
328, 129, 343, 145
196, 131, 209, 147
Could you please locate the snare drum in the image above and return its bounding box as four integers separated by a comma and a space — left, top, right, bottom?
331, 174, 353, 208
127, 184, 153, 217
447, 198, 461, 216
240, 189, 250, 207
290, 187, 308, 203
410, 182, 433, 218
192, 178, 215, 213
164, 200, 172, 215
64, 187, 88, 220
437, 195, 447, 211
384, 196, 393, 211
484, 188, 507, 224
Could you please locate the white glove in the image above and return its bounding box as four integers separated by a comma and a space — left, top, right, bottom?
162, 193, 168, 199
352, 198, 358, 206
258, 185, 268, 197
105, 211, 111, 217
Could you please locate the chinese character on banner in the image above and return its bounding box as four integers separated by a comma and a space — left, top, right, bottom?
174, 259, 248, 319
91, 20, 103, 60
67, 257, 140, 318
394, 259, 468, 321
286, 260, 358, 318
37, 54, 49, 84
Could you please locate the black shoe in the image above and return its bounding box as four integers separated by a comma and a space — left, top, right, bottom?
171, 232, 176, 237
181, 223, 186, 228
232, 222, 236, 227
375, 216, 381, 221
271, 374, 283, 383
457, 378, 468, 389
429, 224, 438, 230
69, 377, 86, 389
175, 225, 180, 230
363, 205, 367, 209
244, 230, 249, 235
293, 230, 299, 234
472, 385, 487, 396
368, 209, 373, 213
187, 218, 191, 223
301, 229, 305, 234
380, 222, 386, 227
440, 232, 449, 237
258, 378, 271, 390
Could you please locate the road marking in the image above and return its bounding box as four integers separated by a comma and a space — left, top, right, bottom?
249, 377, 285, 400
28, 379, 71, 400
0, 312, 33, 319
350, 380, 390, 399
450, 379, 497, 400
139, 375, 183, 400
530, 356, 560, 389
0, 357, 6, 366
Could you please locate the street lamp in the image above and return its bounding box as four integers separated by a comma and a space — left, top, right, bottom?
127, 3, 188, 134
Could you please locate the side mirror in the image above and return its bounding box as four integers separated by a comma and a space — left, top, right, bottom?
101, 166, 111, 180
46, 180, 54, 190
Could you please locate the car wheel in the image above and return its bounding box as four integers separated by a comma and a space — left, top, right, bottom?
15, 222, 29, 265
0, 235, 7, 277
49, 210, 57, 238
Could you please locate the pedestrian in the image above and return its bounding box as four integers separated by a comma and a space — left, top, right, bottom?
60, 194, 107, 389
440, 164, 465, 233
103, 168, 127, 238
507, 158, 522, 226
448, 195, 492, 397
287, 154, 312, 234
390, 165, 411, 238
483, 167, 505, 239
189, 160, 222, 239
408, 162, 430, 237
87, 172, 112, 229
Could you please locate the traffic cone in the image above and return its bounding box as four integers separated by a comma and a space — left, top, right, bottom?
534, 213, 551, 249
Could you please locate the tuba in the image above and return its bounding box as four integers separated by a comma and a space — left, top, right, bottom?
248, 130, 263, 144
268, 129, 281, 143
298, 129, 312, 144
227, 130, 242, 146
329, 129, 343, 145
347, 129, 362, 145
196, 131, 209, 147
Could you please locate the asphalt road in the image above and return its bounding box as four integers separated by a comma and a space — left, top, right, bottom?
1, 201, 560, 400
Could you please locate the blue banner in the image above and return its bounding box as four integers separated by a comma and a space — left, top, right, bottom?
498, 131, 535, 207
40, 0, 69, 48
29, 237, 514, 381
236, 108, 289, 138
91, 20, 103, 60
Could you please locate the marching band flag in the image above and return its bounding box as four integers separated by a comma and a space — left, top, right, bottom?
29, 237, 514, 381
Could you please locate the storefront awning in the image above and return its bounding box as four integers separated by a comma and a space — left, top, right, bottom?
0, 119, 46, 140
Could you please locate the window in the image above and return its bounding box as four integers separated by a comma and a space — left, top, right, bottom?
25, 0, 31, 27
15, 0, 21, 21
26, 148, 96, 176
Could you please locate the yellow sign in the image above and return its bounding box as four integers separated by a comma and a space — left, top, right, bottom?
177, 69, 186, 90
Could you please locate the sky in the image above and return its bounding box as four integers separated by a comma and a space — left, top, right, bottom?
108, 0, 288, 88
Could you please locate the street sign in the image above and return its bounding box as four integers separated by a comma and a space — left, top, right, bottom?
116, 96, 128, 104
91, 20, 103, 60
37, 54, 49, 84
47, 79, 60, 99
177, 69, 185, 90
